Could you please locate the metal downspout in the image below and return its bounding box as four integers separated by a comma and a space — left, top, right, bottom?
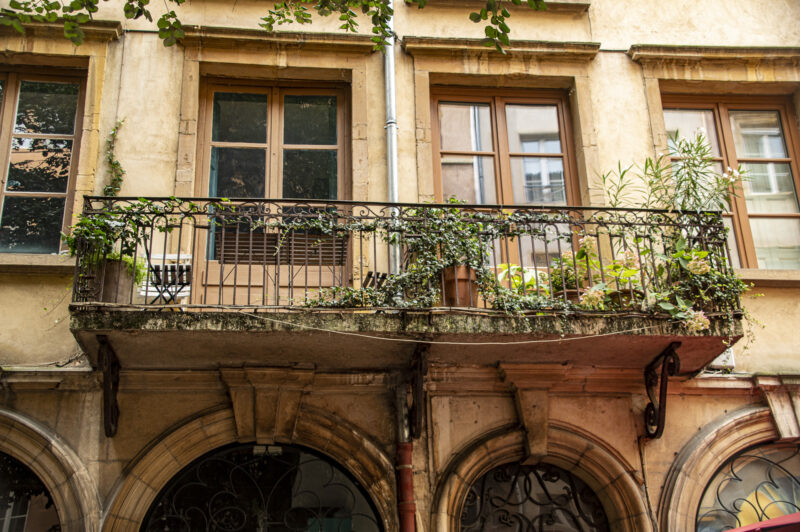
385, 0, 401, 275
386, 4, 414, 530
396, 385, 416, 532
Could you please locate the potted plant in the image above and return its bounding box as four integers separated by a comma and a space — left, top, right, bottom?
63, 202, 146, 303
385, 200, 495, 308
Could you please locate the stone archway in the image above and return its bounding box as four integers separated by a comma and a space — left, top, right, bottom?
0, 407, 101, 532
432, 421, 652, 532
658, 405, 779, 532
103, 405, 397, 532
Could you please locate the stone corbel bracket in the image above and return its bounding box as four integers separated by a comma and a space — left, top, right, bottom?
756, 376, 800, 442
499, 365, 570, 464
220, 367, 315, 444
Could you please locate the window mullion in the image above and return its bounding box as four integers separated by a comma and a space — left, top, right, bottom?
0, 73, 19, 198
268, 86, 280, 199
493, 97, 512, 205
718, 102, 758, 269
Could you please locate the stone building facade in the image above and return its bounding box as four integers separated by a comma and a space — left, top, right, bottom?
0, 1, 799, 531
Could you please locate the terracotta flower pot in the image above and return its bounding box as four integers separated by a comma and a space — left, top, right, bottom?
101, 259, 135, 303
554, 289, 581, 304
441, 265, 479, 307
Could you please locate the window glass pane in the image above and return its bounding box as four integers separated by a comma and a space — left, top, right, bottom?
730, 110, 788, 158
282, 149, 337, 199
212, 92, 268, 144
6, 138, 72, 193
441, 155, 496, 204
750, 217, 800, 269
0, 196, 64, 253
284, 95, 337, 145
209, 147, 266, 198
14, 81, 79, 135
697, 444, 800, 531
438, 103, 493, 152
742, 162, 799, 213
663, 109, 721, 156
505, 105, 561, 154
510, 157, 566, 205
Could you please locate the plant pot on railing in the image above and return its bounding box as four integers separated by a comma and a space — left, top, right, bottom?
441, 265, 479, 307
553, 289, 581, 304
100, 259, 135, 303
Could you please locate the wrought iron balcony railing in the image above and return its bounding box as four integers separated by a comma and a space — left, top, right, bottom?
70, 197, 743, 319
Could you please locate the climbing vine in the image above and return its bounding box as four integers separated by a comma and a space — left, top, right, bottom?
102, 119, 126, 197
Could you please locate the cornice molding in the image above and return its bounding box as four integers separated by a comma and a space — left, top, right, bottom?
403, 36, 599, 60
406, 0, 590, 13
0, 20, 122, 41
628, 44, 800, 65
181, 26, 376, 54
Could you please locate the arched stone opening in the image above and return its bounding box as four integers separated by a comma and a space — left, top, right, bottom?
104, 405, 397, 531
432, 422, 651, 532
0, 407, 101, 532
658, 405, 780, 532
140, 442, 385, 530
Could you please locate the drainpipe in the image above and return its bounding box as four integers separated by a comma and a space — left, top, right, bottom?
385, 0, 402, 274
387, 5, 413, 529
396, 385, 416, 532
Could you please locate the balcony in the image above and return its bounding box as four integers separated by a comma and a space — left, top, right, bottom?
68, 197, 743, 372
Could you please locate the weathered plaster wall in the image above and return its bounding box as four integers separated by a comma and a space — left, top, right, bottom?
0, 273, 79, 365
736, 287, 800, 374
112, 33, 183, 197
589, 0, 800, 49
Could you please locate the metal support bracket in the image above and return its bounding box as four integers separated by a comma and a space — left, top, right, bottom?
409, 343, 429, 440
97, 335, 120, 438
644, 342, 681, 439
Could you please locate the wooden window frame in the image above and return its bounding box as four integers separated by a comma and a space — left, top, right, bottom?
0, 68, 86, 254
196, 78, 350, 200
662, 94, 800, 269
430, 87, 579, 206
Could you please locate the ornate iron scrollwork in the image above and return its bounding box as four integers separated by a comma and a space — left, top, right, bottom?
696, 444, 800, 531
142, 443, 383, 532
644, 342, 681, 439
461, 462, 610, 532
97, 335, 119, 438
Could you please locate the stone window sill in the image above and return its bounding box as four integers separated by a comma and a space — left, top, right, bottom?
735, 269, 800, 288
0, 253, 76, 275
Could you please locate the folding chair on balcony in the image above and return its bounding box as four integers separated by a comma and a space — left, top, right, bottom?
139, 254, 192, 304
